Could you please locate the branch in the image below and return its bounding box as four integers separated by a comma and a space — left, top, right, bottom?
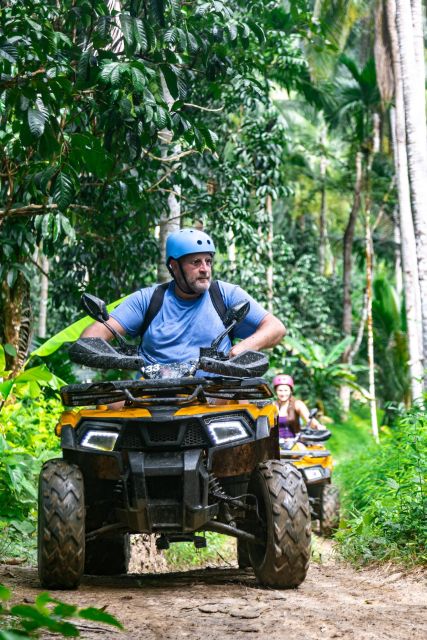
0, 67, 46, 90
145, 167, 177, 192
0, 203, 97, 219
183, 103, 224, 113
349, 289, 368, 362
142, 148, 199, 163
153, 188, 194, 203
28, 255, 50, 279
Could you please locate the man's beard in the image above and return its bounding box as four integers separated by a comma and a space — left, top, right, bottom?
186, 274, 211, 294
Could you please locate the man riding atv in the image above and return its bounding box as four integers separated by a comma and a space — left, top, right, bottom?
38, 229, 313, 591
81, 228, 286, 367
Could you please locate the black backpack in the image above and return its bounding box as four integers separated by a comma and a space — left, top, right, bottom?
139, 280, 233, 340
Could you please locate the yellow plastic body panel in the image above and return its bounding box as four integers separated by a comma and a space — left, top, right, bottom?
291, 442, 334, 473
56, 401, 277, 436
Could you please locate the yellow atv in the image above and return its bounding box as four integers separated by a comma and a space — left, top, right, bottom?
37, 295, 311, 590
279, 414, 340, 536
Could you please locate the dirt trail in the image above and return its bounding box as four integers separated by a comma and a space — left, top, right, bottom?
1, 541, 426, 640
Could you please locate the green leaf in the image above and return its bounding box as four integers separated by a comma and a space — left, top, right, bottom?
0, 584, 11, 601
0, 631, 27, 640
4, 343, 17, 357
120, 13, 134, 47
52, 172, 74, 210
150, 0, 166, 26
154, 105, 169, 129
248, 19, 265, 43
130, 66, 146, 91
100, 61, 123, 85
0, 44, 17, 63
133, 18, 148, 52
6, 268, 17, 288
28, 100, 49, 138
0, 380, 14, 402
29, 296, 129, 359
79, 608, 123, 629
161, 64, 179, 100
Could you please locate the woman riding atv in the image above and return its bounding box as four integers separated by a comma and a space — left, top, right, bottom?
273, 374, 324, 444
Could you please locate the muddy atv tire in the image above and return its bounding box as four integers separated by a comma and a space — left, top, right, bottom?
247, 460, 311, 588
320, 484, 340, 537
85, 534, 130, 575
38, 459, 85, 589
237, 539, 251, 570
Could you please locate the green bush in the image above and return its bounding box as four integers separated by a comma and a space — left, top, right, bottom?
0, 583, 122, 638
0, 396, 61, 561
335, 406, 427, 565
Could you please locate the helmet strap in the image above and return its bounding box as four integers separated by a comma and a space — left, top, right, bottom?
167, 260, 199, 296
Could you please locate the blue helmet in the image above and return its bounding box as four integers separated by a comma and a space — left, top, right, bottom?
165, 228, 216, 264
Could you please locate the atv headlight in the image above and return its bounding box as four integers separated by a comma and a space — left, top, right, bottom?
303, 466, 324, 481
80, 430, 119, 451
206, 420, 248, 445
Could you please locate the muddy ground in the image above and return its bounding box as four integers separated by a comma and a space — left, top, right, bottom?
1, 540, 426, 640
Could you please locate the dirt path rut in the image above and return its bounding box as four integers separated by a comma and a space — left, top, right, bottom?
1, 543, 426, 640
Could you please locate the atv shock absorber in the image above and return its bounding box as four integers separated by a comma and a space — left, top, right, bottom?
208, 474, 227, 499
208, 474, 236, 526
208, 474, 258, 513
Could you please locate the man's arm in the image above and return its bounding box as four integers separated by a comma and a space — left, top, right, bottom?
228, 313, 285, 357
81, 317, 127, 340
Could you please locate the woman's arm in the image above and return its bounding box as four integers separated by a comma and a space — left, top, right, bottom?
294, 399, 323, 429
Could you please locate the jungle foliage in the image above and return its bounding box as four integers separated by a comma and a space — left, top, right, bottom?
0, 0, 425, 569
0, 583, 122, 638
335, 406, 427, 566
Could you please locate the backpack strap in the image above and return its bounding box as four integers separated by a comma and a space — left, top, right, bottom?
209, 280, 234, 341
139, 280, 233, 340
208, 280, 227, 324
139, 282, 169, 337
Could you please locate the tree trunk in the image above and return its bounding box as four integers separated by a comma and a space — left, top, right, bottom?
266, 194, 274, 313
319, 156, 327, 275
365, 206, 379, 442
393, 209, 403, 298
387, 0, 424, 401
0, 274, 31, 375
340, 151, 363, 415
342, 152, 363, 348
395, 0, 427, 375
365, 114, 380, 443
157, 74, 181, 283
319, 126, 328, 275
38, 252, 49, 338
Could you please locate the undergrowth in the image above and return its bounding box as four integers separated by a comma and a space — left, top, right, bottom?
333, 404, 426, 566
0, 396, 61, 562
164, 533, 236, 570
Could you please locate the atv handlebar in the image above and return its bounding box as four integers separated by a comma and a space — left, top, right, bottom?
300, 428, 331, 443
68, 337, 269, 379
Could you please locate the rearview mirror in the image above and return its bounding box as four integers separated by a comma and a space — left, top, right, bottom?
223, 300, 250, 327
81, 293, 109, 323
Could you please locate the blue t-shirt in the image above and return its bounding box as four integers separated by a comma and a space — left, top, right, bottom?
110, 280, 268, 365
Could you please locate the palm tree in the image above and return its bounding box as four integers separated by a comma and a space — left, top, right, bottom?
394, 0, 427, 376
385, 0, 424, 401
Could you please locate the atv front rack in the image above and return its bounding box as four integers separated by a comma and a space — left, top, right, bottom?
60, 376, 273, 407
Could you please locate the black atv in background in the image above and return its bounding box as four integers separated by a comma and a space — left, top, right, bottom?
38, 294, 311, 589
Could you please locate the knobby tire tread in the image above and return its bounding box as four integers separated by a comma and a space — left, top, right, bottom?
38, 459, 85, 589
320, 484, 340, 537
248, 460, 311, 588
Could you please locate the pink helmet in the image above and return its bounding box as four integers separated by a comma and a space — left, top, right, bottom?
272, 374, 294, 389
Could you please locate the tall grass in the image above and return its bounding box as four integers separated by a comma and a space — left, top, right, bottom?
334, 405, 427, 566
